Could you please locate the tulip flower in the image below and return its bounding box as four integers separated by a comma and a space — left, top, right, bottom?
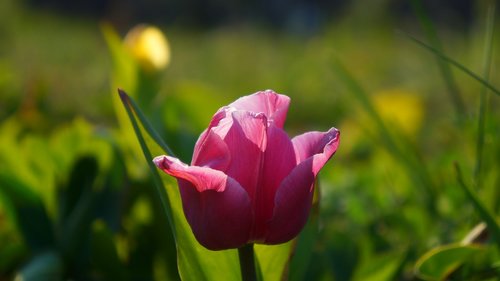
154, 90, 339, 250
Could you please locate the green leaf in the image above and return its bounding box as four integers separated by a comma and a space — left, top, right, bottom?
90, 220, 128, 281
289, 180, 321, 281
58, 156, 98, 222
414, 244, 485, 281
255, 242, 293, 281
58, 156, 99, 262
119, 89, 240, 280
408, 0, 465, 115
455, 163, 500, 251
401, 32, 500, 97
16, 250, 64, 281
0, 174, 55, 252
0, 238, 26, 273
352, 251, 406, 281
101, 23, 137, 93
474, 0, 496, 189
102, 24, 148, 179
121, 90, 174, 156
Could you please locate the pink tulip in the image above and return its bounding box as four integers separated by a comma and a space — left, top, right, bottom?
154, 90, 339, 250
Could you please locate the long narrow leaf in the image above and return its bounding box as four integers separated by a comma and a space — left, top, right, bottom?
454, 163, 500, 251
401, 32, 500, 97
414, 244, 485, 281
118, 89, 241, 280
122, 90, 175, 156
118, 89, 176, 238
409, 0, 465, 115
474, 1, 496, 188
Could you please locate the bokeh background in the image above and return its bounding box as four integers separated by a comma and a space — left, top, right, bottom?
0, 0, 499, 280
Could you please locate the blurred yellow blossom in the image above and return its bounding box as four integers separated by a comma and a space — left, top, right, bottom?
372, 89, 424, 136
124, 24, 170, 72
341, 89, 424, 155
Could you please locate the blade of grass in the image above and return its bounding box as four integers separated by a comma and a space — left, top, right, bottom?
474, 0, 496, 189
332, 59, 437, 213
118, 89, 176, 239
401, 32, 500, 97
409, 0, 466, 116
118, 89, 242, 280
119, 89, 175, 156
454, 163, 500, 251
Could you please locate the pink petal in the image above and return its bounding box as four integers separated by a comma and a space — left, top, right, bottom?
153, 155, 253, 250
216, 110, 268, 202
250, 124, 296, 241
292, 128, 340, 175
178, 179, 252, 250
192, 128, 230, 171
263, 158, 315, 244
264, 128, 339, 244
229, 90, 290, 128
154, 155, 228, 192
191, 108, 231, 162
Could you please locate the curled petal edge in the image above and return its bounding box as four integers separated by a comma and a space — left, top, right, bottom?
153, 155, 228, 192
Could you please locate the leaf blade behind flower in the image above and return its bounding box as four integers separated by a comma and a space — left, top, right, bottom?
400, 32, 500, 97
118, 89, 240, 281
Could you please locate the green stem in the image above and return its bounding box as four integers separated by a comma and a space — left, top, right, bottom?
238, 244, 257, 281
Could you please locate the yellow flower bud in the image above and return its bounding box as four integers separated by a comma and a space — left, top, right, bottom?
124, 24, 170, 72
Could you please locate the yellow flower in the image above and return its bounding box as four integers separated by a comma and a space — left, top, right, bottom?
124, 24, 170, 72
341, 89, 424, 155
372, 89, 424, 136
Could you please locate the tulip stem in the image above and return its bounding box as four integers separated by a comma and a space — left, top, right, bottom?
238, 243, 257, 281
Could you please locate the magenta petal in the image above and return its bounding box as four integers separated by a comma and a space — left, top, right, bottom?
153, 155, 252, 250
178, 178, 252, 250
154, 155, 228, 192
219, 110, 268, 201
264, 159, 315, 244
251, 124, 295, 241
191, 108, 231, 158
192, 128, 230, 171
229, 90, 290, 128
292, 128, 340, 175
265, 128, 340, 244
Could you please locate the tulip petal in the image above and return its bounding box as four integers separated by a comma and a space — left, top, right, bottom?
192, 128, 230, 171
251, 124, 296, 241
264, 128, 339, 244
292, 128, 340, 175
229, 90, 290, 128
215, 110, 268, 202
191, 108, 231, 162
178, 179, 252, 250
153, 155, 253, 250
264, 159, 315, 244
154, 155, 228, 192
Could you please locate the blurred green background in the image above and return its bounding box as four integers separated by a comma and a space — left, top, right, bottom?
0, 0, 499, 280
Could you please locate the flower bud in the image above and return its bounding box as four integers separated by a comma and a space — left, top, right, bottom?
124, 24, 170, 72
